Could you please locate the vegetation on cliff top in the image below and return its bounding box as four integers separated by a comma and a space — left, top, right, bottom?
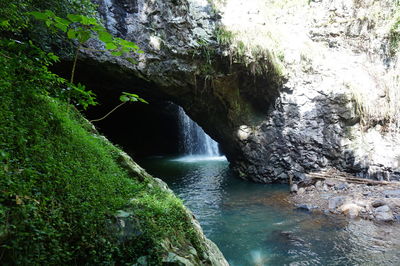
211, 0, 400, 130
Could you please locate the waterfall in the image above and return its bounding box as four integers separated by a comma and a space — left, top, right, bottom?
177, 106, 220, 156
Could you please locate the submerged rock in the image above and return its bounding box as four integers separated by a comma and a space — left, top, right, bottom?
295, 204, 318, 212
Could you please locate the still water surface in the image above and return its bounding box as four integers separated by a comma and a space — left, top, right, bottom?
140, 156, 400, 266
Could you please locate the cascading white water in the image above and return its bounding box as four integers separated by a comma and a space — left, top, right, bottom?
177, 106, 220, 156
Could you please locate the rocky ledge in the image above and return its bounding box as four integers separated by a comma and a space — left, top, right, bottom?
291, 169, 400, 223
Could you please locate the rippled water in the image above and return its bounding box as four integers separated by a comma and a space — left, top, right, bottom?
139, 157, 400, 266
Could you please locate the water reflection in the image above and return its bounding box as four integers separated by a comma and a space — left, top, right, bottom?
139, 157, 400, 266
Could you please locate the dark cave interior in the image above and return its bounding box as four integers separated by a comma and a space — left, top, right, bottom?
53, 61, 183, 160
84, 90, 182, 160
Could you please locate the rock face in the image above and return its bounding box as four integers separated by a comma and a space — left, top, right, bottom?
72, 0, 400, 183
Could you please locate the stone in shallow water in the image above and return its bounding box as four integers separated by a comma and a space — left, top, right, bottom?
295, 204, 317, 211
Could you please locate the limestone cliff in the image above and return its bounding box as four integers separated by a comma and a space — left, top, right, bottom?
73, 0, 400, 183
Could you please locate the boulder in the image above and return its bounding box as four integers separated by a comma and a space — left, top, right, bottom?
328, 196, 347, 210
163, 252, 194, 266
290, 184, 299, 193
371, 200, 386, 208
383, 190, 400, 198
315, 181, 323, 190
325, 179, 339, 187
374, 205, 394, 222
298, 187, 306, 195
339, 203, 360, 219
335, 182, 348, 190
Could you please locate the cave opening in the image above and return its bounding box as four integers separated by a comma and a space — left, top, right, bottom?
53, 60, 224, 162
85, 90, 182, 160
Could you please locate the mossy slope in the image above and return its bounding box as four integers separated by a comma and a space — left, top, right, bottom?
0, 82, 224, 264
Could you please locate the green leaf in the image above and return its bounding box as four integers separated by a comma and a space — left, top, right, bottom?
119, 95, 129, 102
126, 58, 138, 64
0, 20, 10, 28
67, 14, 83, 23
47, 53, 59, 62
44, 10, 56, 18
54, 22, 68, 32
54, 17, 70, 32
80, 16, 97, 26
111, 51, 122, 56
28, 11, 48, 20
122, 92, 138, 97
78, 31, 91, 43
139, 98, 149, 104
106, 43, 118, 50
98, 31, 113, 43
67, 29, 78, 39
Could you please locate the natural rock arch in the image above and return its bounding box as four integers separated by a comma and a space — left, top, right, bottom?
56, 0, 400, 183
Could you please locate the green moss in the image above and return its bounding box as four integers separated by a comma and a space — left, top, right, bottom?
215, 26, 235, 46
390, 19, 400, 55
389, 2, 400, 55
0, 46, 205, 266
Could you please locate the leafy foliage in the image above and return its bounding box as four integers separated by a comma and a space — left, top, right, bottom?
0, 38, 97, 110
0, 0, 96, 36
28, 10, 146, 112
28, 10, 143, 58
120, 92, 148, 104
